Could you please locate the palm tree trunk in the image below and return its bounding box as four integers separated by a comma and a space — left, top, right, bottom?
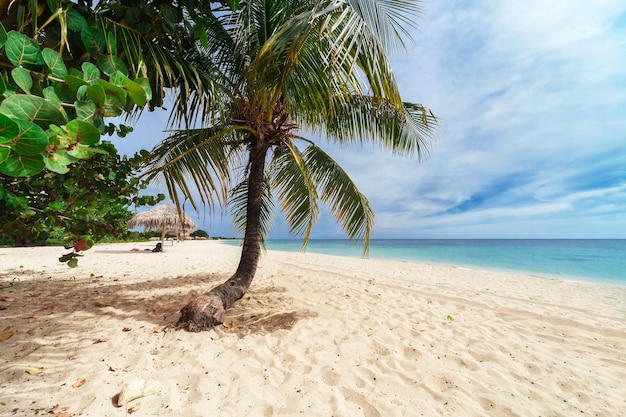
176, 139, 269, 332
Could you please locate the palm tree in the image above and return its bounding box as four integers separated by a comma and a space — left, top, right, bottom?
141, 0, 437, 331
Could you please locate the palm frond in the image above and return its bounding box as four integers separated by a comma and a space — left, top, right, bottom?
303, 144, 374, 255
345, 0, 423, 54
306, 96, 437, 158
269, 141, 320, 247
94, 12, 228, 128
141, 127, 244, 211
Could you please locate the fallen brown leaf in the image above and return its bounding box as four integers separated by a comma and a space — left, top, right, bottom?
122, 327, 132, 332
0, 327, 13, 341
0, 296, 14, 302
128, 402, 141, 414
51, 404, 70, 414
108, 366, 116, 372
72, 378, 87, 388
92, 338, 108, 344
95, 300, 115, 307
25, 366, 45, 376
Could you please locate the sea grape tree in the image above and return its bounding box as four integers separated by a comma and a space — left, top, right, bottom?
0, 2, 151, 177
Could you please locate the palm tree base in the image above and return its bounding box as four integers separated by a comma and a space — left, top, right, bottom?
176, 276, 252, 331
176, 293, 226, 332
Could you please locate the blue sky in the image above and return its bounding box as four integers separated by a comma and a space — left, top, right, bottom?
114, 1, 626, 239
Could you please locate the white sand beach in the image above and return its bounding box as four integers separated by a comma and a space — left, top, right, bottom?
1, 240, 625, 416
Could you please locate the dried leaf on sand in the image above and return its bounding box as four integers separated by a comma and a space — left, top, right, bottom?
0, 327, 13, 341
72, 378, 87, 388
25, 366, 45, 376
51, 404, 70, 417
128, 402, 141, 414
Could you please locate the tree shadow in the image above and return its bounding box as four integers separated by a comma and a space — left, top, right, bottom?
0, 266, 314, 347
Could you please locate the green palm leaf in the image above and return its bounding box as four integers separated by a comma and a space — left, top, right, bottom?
269, 141, 320, 245
141, 127, 243, 211
303, 144, 374, 254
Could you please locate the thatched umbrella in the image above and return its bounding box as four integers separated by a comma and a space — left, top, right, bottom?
127, 203, 196, 248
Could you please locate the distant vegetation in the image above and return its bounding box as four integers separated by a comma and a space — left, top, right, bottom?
0, 143, 163, 250
190, 229, 209, 238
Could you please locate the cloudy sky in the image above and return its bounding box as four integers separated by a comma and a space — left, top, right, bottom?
114, 1, 626, 239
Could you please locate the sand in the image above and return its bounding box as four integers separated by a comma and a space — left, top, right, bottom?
0, 240, 625, 417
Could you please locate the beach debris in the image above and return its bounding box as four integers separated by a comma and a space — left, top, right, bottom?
0, 327, 13, 341
152, 326, 161, 333
92, 338, 108, 344
116, 379, 162, 407
122, 327, 132, 332
51, 403, 71, 417
25, 366, 45, 376
128, 402, 142, 414
0, 295, 14, 302
95, 300, 115, 307
72, 378, 87, 388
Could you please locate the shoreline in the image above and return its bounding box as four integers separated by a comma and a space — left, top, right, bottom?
230, 239, 626, 288
1, 240, 625, 416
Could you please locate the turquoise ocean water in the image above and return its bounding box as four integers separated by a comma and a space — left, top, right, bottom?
229, 239, 626, 287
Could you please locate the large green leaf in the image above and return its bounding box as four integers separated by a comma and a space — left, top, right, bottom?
0, 145, 9, 164
12, 118, 49, 155
0, 95, 65, 128
76, 85, 89, 101
67, 144, 105, 160
86, 84, 106, 107
11, 68, 32, 93
74, 100, 99, 123
134, 78, 153, 102
5, 31, 44, 70
64, 74, 88, 92
42, 87, 69, 121
81, 62, 101, 83
43, 152, 72, 174
123, 77, 147, 106
66, 8, 88, 31
42, 86, 62, 108
97, 55, 128, 77
65, 119, 100, 145
81, 26, 106, 56
0, 113, 20, 142
42, 48, 68, 79
0, 95, 67, 128
98, 79, 127, 107
0, 153, 45, 176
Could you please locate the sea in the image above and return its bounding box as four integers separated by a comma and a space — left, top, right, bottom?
227, 239, 626, 287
